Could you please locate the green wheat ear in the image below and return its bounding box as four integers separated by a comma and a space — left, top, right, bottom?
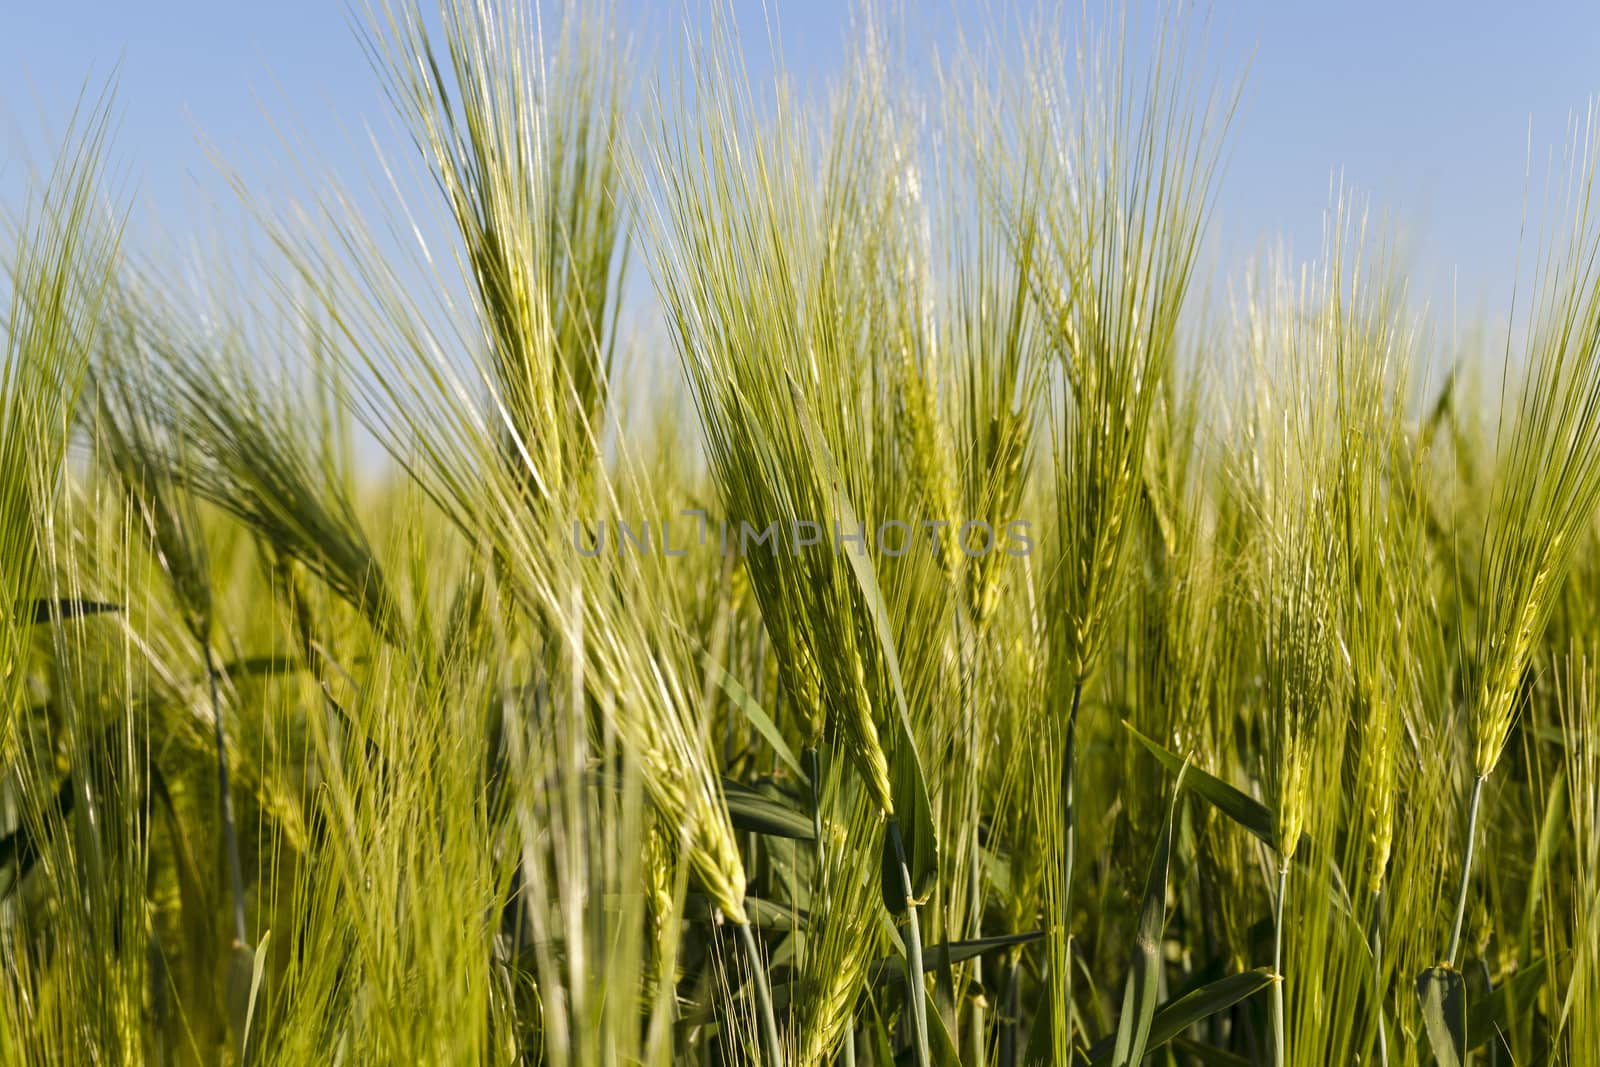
1472, 112, 1600, 781
1, 93, 122, 745
20, 4, 1600, 1066
363, 0, 625, 510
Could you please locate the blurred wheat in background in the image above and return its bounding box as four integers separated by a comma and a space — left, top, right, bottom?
6, 2, 1600, 1064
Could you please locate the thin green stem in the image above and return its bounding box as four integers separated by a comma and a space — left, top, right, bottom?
890, 817, 931, 1067
1272, 862, 1289, 1067
959, 609, 987, 1067
805, 746, 824, 868
1053, 681, 1084, 1062
204, 640, 248, 948
804, 744, 846, 1066
1447, 774, 1487, 966
967, 850, 986, 1067
1372, 888, 1388, 1067
736, 918, 782, 1066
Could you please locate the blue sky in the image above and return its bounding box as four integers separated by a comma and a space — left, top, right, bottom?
3, 1, 1597, 329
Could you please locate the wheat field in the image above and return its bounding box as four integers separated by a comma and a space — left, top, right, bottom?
3, 2, 1599, 1064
